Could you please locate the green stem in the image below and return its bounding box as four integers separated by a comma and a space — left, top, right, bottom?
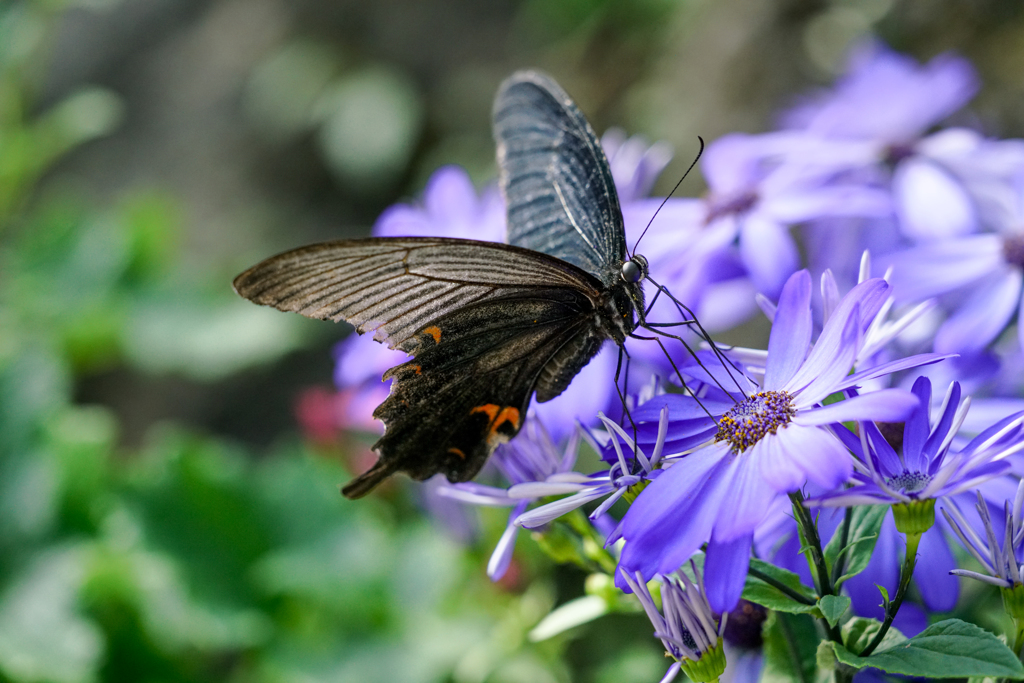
830, 505, 854, 587
1014, 617, 1024, 661
859, 532, 921, 657
747, 566, 817, 605
790, 492, 833, 596
788, 492, 843, 644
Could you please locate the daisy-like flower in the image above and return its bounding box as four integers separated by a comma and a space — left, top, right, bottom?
781, 40, 983, 243
943, 481, 1024, 655
883, 172, 1024, 354
619, 564, 727, 683
944, 483, 1024, 591
510, 395, 724, 532
510, 409, 671, 530
435, 416, 581, 580
693, 133, 891, 300
617, 269, 942, 612
809, 377, 1024, 516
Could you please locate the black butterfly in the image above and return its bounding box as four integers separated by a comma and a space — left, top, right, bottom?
234, 71, 657, 499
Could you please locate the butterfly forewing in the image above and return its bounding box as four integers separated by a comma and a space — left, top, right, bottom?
494, 71, 626, 286
233, 237, 602, 352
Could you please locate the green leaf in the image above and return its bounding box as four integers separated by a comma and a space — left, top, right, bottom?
823, 505, 887, 588
833, 618, 1024, 678
841, 617, 906, 654
762, 611, 819, 683
818, 595, 850, 628
0, 546, 102, 683
743, 558, 819, 614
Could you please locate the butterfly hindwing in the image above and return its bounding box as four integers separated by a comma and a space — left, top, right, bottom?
341, 289, 606, 498
494, 71, 625, 285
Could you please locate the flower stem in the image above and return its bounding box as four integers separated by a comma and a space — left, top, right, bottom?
858, 531, 921, 657
789, 492, 843, 643
1013, 617, 1024, 661
830, 505, 853, 587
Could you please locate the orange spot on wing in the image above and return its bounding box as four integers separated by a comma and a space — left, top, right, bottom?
471, 404, 500, 422
411, 365, 422, 375
471, 404, 522, 445
495, 407, 521, 432
447, 447, 466, 460
424, 326, 441, 343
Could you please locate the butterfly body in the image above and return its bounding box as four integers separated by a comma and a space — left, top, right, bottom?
234, 71, 649, 498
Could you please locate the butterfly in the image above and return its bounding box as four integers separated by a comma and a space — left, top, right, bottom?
234, 71, 656, 499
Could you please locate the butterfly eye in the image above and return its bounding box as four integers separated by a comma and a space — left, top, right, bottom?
621, 257, 645, 283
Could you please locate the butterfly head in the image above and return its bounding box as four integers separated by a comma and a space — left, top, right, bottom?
620, 254, 648, 284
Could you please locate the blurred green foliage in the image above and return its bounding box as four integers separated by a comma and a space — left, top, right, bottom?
0, 3, 625, 682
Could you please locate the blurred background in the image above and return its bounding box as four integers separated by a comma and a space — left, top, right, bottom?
2, 0, 1024, 681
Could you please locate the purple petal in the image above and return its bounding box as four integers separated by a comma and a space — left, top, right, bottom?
864, 421, 903, 476
894, 158, 977, 240
883, 235, 1002, 302
793, 389, 919, 426
921, 380, 960, 464
373, 204, 435, 237
739, 214, 800, 299
515, 488, 610, 528
488, 502, 527, 580
757, 431, 806, 491
786, 279, 888, 396
618, 446, 733, 581
935, 268, 1022, 354
702, 134, 762, 193
715, 456, 778, 539
821, 270, 841, 323
334, 335, 410, 386
765, 184, 892, 222
781, 41, 978, 141
790, 308, 859, 404
763, 270, 812, 390
705, 533, 754, 613
838, 353, 949, 390
775, 425, 853, 489
424, 166, 478, 227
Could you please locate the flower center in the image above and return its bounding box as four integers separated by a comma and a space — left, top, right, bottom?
1004, 234, 1024, 268
885, 469, 931, 494
884, 142, 916, 167
705, 190, 758, 224
715, 391, 795, 453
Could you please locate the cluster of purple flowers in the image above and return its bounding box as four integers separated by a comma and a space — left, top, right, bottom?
329, 40, 1024, 680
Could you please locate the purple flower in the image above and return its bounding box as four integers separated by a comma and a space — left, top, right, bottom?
943, 481, 1024, 589
809, 377, 1024, 507
510, 408, 671, 530
781, 40, 978, 143
435, 415, 580, 580
696, 133, 891, 299
373, 164, 505, 241
617, 269, 939, 612
619, 563, 727, 683
883, 171, 1024, 354
780, 42, 1008, 263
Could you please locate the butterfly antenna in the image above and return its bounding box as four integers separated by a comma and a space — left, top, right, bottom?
630, 136, 705, 258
